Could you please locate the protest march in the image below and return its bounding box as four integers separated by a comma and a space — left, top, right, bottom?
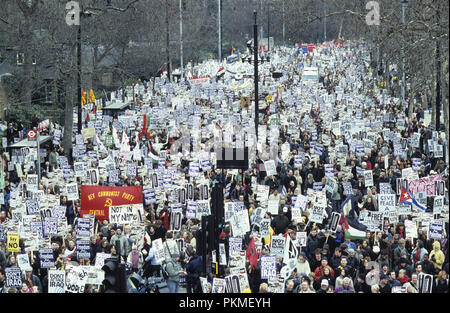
0, 39, 448, 295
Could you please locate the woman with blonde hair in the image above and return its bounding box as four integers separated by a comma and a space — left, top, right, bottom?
433, 271, 448, 293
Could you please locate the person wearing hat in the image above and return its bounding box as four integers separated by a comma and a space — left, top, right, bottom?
23, 266, 42, 293
165, 251, 185, 293
127, 244, 144, 273
395, 257, 413, 277
316, 279, 329, 293
296, 252, 311, 277
270, 206, 290, 235
354, 273, 371, 293
378, 274, 392, 293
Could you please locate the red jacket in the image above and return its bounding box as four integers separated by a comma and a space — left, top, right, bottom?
314, 265, 335, 281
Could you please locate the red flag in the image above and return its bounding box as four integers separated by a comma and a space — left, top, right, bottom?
86, 112, 90, 122
399, 186, 412, 203
246, 237, 258, 269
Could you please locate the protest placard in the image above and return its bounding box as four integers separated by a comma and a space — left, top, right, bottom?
364, 170, 373, 187
267, 199, 279, 215
169, 209, 183, 231
309, 204, 325, 224
228, 237, 242, 257
196, 200, 211, 220
26, 174, 38, 192
212, 278, 226, 293
379, 183, 392, 194
153, 238, 165, 263
264, 160, 277, 176
43, 217, 58, 237
76, 239, 91, 259
7, 232, 20, 252
418, 273, 433, 293
109, 204, 140, 225
65, 266, 89, 293
94, 253, 111, 268
5, 268, 23, 288
76, 217, 91, 239
405, 220, 417, 239
66, 183, 79, 201
261, 256, 277, 279
428, 220, 444, 240
48, 270, 66, 293
17, 253, 30, 271
39, 248, 55, 268
270, 235, 285, 258
225, 274, 241, 293
230, 210, 250, 237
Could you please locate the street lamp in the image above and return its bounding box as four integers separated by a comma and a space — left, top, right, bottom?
401, 0, 408, 107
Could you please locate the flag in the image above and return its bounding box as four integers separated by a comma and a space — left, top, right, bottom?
399, 186, 426, 211
231, 46, 236, 54
95, 135, 108, 154
81, 89, 87, 108
339, 195, 366, 240
246, 237, 258, 269
86, 112, 90, 122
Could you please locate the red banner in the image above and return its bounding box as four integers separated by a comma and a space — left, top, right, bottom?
80, 186, 143, 221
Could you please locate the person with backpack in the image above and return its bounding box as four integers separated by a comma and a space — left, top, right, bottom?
164, 252, 185, 293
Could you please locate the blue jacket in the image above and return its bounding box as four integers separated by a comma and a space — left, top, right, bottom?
185, 256, 202, 275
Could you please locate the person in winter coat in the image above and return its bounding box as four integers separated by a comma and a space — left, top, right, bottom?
164, 231, 180, 262
295, 253, 311, 277
314, 258, 335, 281
144, 243, 162, 278
393, 239, 410, 265
127, 245, 144, 273
420, 254, 436, 275
271, 209, 290, 235
110, 227, 130, 261
433, 271, 448, 293
429, 241, 445, 272
165, 252, 185, 293
306, 229, 321, 260
411, 240, 428, 264
184, 245, 202, 293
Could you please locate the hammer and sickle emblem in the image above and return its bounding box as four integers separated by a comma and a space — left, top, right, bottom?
104, 198, 113, 207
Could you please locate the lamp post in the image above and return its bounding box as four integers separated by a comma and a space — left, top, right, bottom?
179, 0, 183, 80
218, 0, 222, 61
254, 10, 259, 141
401, 0, 408, 107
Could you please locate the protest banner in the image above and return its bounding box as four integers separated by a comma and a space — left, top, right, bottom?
109, 204, 141, 225
408, 174, 441, 197
169, 209, 183, 231
418, 273, 433, 293
87, 169, 99, 185
80, 186, 143, 221
228, 237, 243, 257
94, 253, 111, 268
378, 194, 396, 215
230, 210, 250, 237
379, 183, 392, 194
268, 276, 285, 293
66, 183, 79, 201
76, 239, 91, 259
48, 270, 66, 293
428, 220, 444, 240
364, 170, 373, 187
230, 267, 250, 292
434, 180, 445, 196
17, 253, 30, 271
196, 200, 211, 220
398, 203, 412, 216
225, 274, 241, 293
26, 174, 38, 192
153, 238, 165, 263
25, 198, 40, 216
433, 196, 444, 217
229, 251, 246, 268
270, 235, 285, 258
259, 219, 271, 238
83, 266, 105, 285
294, 194, 308, 210
405, 220, 417, 239
39, 248, 55, 268
267, 199, 279, 215
65, 266, 89, 293
7, 232, 20, 252
297, 232, 307, 247
264, 160, 277, 176
212, 278, 226, 293
5, 268, 23, 288
76, 217, 91, 239
261, 256, 277, 279
309, 204, 325, 224
328, 212, 341, 232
